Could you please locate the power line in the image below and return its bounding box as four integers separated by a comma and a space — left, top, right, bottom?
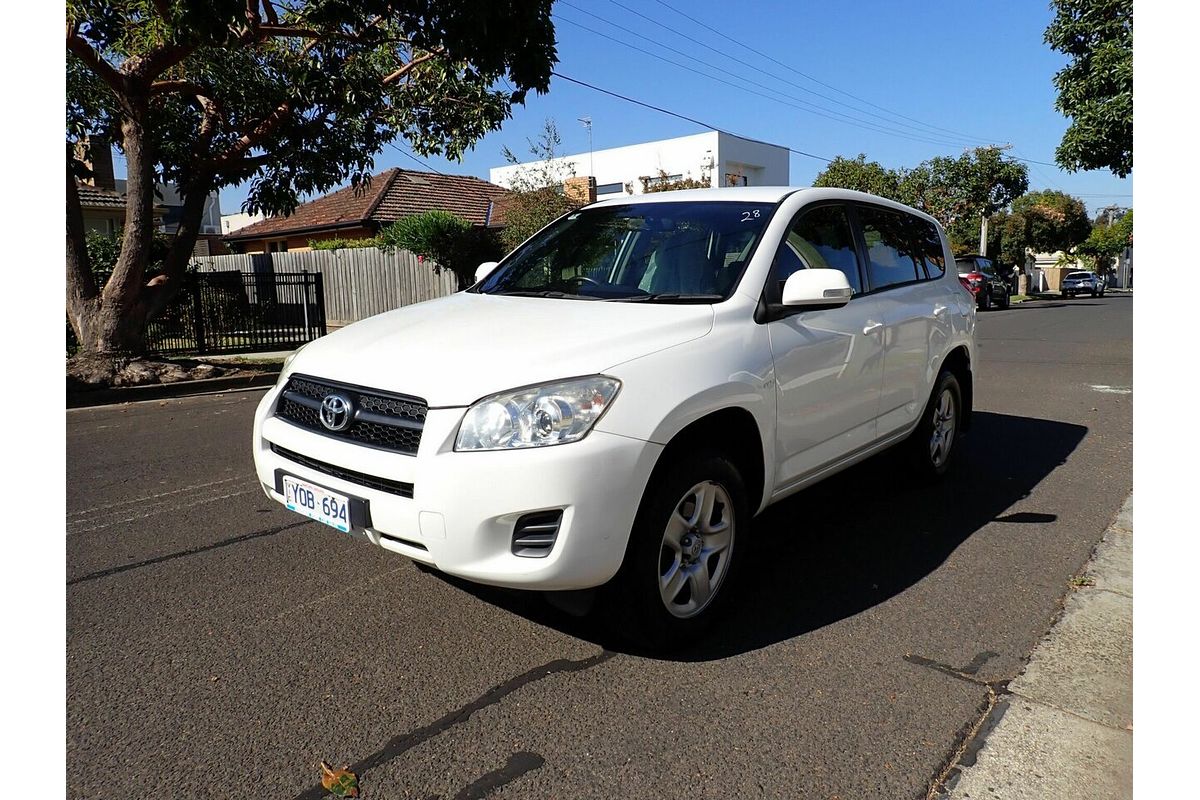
650, 0, 998, 146
553, 14, 984, 151
387, 141, 444, 175
566, 0, 986, 149
550, 70, 832, 164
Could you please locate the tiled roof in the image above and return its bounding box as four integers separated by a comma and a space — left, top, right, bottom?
225, 168, 511, 240
76, 183, 126, 209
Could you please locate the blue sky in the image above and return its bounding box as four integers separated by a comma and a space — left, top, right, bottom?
216, 0, 1132, 218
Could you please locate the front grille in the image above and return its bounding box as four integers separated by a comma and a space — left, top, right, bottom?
270, 443, 414, 498
275, 374, 427, 455
511, 510, 564, 558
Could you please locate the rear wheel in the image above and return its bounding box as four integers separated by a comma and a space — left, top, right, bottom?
605, 451, 746, 649
905, 370, 962, 478
980, 288, 992, 310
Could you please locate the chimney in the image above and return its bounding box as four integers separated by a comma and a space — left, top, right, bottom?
563, 176, 596, 205
73, 137, 115, 191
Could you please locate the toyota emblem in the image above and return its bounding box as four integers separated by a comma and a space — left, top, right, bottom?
319, 393, 354, 432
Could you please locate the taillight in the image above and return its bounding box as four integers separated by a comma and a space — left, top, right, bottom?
959, 277, 980, 295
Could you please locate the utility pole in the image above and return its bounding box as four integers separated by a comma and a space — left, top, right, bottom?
979, 214, 989, 258
578, 116, 593, 177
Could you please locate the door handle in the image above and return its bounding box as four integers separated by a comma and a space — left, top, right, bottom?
863, 321, 883, 335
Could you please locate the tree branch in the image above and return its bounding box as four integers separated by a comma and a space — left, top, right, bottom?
66, 31, 124, 94
206, 100, 292, 172
382, 48, 444, 85
150, 79, 211, 96
66, 168, 98, 303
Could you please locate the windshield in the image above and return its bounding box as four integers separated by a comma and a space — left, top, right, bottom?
1066, 272, 1091, 279
476, 201, 776, 301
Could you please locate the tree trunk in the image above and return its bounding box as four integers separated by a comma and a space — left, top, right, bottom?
66, 168, 100, 344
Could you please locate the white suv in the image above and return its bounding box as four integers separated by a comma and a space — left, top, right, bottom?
252, 187, 976, 644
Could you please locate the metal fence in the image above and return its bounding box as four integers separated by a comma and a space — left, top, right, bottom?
145, 271, 326, 354
190, 247, 457, 327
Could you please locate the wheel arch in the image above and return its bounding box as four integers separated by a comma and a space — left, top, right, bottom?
644, 406, 768, 516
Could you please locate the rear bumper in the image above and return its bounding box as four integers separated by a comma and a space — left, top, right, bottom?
252, 382, 663, 591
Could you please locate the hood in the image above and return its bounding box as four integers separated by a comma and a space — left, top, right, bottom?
287, 292, 715, 406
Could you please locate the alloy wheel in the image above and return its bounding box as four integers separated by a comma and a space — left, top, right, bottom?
658, 481, 735, 619
928, 388, 957, 468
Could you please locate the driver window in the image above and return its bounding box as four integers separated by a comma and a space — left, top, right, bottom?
771, 205, 862, 301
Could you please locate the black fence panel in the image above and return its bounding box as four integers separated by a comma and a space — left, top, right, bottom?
145, 271, 325, 355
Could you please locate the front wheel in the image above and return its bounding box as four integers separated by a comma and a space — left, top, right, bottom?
980, 289, 992, 310
905, 370, 963, 478
605, 451, 747, 649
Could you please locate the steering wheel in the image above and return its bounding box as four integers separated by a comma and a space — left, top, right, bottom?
562, 274, 601, 288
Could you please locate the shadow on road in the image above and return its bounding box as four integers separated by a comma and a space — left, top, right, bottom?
434, 412, 1087, 661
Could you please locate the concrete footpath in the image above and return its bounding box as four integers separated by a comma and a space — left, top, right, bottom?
946, 495, 1133, 799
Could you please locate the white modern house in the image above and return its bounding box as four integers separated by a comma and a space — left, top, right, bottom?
489, 131, 790, 199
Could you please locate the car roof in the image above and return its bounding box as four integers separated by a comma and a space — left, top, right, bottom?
586, 186, 944, 227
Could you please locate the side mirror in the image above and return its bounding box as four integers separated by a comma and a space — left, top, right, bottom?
474, 261, 500, 284
781, 269, 853, 308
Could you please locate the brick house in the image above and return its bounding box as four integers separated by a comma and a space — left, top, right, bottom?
223, 168, 511, 253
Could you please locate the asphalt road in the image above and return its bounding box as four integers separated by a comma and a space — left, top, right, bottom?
67, 294, 1132, 799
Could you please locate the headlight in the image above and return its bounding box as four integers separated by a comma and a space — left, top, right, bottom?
276, 343, 308, 386
455, 376, 621, 451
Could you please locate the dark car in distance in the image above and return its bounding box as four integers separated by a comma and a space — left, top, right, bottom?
955, 255, 1011, 310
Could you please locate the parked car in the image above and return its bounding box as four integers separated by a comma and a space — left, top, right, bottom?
252, 188, 977, 646
955, 255, 1011, 310
1060, 270, 1105, 297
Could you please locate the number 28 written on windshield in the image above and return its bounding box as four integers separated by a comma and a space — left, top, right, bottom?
740, 209, 761, 222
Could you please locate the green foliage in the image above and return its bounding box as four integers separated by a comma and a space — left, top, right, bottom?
1045, 0, 1133, 177
379, 211, 502, 290
308, 236, 382, 251
1076, 208, 1132, 273
812, 147, 1028, 231
497, 119, 582, 252
1002, 190, 1093, 262
812, 155, 902, 199
641, 167, 711, 193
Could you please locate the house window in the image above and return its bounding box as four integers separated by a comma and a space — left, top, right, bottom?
268, 240, 288, 253
725, 173, 748, 187
644, 173, 683, 188
596, 182, 624, 195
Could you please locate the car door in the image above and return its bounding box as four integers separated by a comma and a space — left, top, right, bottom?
766, 203, 886, 490
855, 204, 955, 439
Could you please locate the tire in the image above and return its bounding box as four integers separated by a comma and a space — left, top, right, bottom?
980, 288, 992, 310
604, 450, 747, 649
905, 370, 963, 479
998, 290, 1010, 309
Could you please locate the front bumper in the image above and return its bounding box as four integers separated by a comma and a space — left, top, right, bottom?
252, 382, 663, 591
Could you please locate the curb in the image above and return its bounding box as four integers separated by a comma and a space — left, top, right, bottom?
67, 369, 281, 409
942, 494, 1133, 800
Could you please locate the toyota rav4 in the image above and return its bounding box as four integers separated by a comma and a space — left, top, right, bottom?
252, 187, 977, 645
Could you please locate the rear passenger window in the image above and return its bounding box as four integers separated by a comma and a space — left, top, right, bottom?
912, 217, 946, 279
771, 204, 862, 299
858, 206, 921, 290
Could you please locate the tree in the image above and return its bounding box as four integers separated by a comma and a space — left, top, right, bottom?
811, 154, 902, 199
1002, 190, 1093, 263
813, 147, 1028, 254
496, 119, 581, 252
379, 210, 502, 291
67, 0, 556, 358
1076, 208, 1132, 274
1045, 0, 1133, 177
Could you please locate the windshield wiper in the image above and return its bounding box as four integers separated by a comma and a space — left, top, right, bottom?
608, 293, 725, 303
493, 289, 601, 300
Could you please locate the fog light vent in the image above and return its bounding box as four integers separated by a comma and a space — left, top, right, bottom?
511, 510, 563, 558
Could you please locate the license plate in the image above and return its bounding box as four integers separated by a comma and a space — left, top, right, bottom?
282, 475, 351, 532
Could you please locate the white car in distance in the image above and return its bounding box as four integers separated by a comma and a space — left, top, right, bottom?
252, 187, 977, 646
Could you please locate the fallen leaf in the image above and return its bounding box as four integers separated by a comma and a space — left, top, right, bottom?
320, 761, 359, 797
